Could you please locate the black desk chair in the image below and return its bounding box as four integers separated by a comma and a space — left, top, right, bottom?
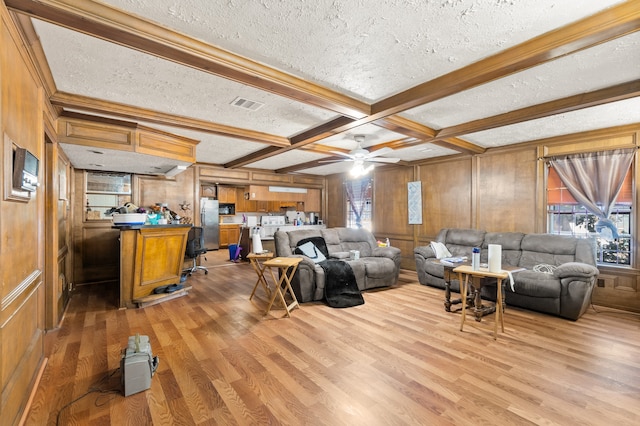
184, 226, 208, 275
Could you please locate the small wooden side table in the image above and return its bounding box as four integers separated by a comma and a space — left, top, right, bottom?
247, 252, 274, 300
263, 257, 302, 318
454, 264, 509, 339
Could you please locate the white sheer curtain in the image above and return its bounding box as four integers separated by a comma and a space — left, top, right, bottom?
344, 177, 372, 228
549, 148, 634, 239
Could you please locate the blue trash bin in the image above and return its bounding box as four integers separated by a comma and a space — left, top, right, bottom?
228, 244, 237, 260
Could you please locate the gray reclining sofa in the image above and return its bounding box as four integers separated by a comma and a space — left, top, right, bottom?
414, 228, 599, 320
274, 227, 401, 302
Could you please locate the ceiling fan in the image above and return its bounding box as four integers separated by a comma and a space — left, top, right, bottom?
321, 135, 401, 165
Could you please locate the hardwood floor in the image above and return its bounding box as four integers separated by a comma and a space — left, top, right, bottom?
25, 249, 640, 425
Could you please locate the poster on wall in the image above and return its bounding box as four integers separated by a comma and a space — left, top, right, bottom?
408, 181, 422, 224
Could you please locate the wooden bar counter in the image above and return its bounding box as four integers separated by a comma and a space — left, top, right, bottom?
114, 224, 191, 308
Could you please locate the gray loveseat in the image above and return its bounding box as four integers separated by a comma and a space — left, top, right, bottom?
414, 228, 599, 320
274, 227, 402, 302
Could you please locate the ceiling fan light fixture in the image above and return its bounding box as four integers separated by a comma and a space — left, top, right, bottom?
350, 160, 374, 177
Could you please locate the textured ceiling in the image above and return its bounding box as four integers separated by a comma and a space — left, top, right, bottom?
9, 0, 640, 176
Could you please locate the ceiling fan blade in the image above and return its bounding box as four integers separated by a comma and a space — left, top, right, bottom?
367, 157, 400, 163
329, 150, 356, 159
318, 158, 354, 164
366, 147, 394, 158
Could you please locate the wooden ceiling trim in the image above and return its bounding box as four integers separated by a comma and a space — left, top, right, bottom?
50, 91, 290, 146
6, 0, 371, 119
374, 116, 437, 140
248, 2, 639, 166
371, 1, 640, 117
289, 116, 357, 146
432, 138, 486, 155
436, 79, 640, 139
224, 146, 283, 168
11, 11, 58, 99
275, 160, 330, 174
225, 116, 370, 168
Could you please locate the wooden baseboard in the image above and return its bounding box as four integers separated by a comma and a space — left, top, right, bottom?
18, 357, 48, 426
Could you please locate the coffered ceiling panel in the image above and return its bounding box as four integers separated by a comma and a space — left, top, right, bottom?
6, 0, 638, 176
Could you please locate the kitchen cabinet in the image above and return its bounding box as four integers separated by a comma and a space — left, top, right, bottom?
219, 224, 241, 248
268, 201, 282, 212
255, 200, 268, 212
236, 188, 257, 212
201, 184, 216, 198
305, 189, 321, 212
217, 186, 237, 203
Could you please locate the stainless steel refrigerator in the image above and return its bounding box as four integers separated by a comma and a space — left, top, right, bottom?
200, 198, 219, 250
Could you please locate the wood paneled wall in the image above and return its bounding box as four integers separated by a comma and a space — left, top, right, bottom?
414, 156, 474, 240
324, 173, 346, 228
0, 5, 45, 425
372, 129, 639, 313
476, 147, 538, 233
372, 165, 415, 269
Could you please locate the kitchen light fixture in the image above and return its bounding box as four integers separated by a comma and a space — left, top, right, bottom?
165, 165, 187, 177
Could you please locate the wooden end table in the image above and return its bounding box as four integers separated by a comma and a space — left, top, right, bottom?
247, 252, 274, 300
432, 259, 474, 312
454, 264, 509, 339
263, 257, 302, 318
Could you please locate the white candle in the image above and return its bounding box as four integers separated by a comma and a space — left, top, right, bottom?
488, 244, 502, 272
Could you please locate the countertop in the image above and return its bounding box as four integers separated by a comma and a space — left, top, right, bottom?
112, 224, 192, 230
259, 224, 326, 240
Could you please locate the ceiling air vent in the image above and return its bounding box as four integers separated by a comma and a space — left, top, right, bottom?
231, 96, 265, 111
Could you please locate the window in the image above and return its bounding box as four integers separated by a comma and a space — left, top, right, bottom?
547, 166, 632, 266
345, 177, 372, 230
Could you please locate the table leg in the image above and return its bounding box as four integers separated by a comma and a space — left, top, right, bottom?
265, 267, 284, 315
496, 278, 505, 337
472, 277, 484, 322
249, 259, 271, 300
459, 272, 468, 332
264, 264, 300, 318
444, 279, 452, 311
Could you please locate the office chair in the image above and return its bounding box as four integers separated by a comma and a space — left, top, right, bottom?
184, 226, 208, 275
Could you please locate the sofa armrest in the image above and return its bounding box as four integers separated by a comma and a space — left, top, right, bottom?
373, 246, 401, 259
290, 254, 320, 270
413, 245, 435, 260
553, 262, 599, 280
330, 251, 351, 260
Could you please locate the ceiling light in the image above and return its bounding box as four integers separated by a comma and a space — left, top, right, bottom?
350, 161, 374, 178
165, 165, 187, 177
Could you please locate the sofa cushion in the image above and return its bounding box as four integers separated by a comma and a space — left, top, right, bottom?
519, 234, 579, 269
286, 229, 323, 250
482, 232, 524, 266
443, 228, 485, 257
334, 228, 377, 257
511, 270, 560, 298
294, 236, 329, 257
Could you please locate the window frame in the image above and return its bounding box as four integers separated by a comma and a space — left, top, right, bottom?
545, 159, 634, 268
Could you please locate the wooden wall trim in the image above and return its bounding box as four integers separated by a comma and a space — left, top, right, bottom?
0, 270, 41, 323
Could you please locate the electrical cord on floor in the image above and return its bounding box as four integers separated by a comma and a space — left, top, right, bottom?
56, 367, 121, 426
